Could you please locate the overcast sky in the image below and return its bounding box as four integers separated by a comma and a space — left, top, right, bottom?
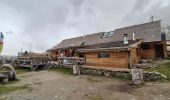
0, 0, 170, 55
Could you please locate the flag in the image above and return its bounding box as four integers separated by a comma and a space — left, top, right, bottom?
0, 32, 4, 54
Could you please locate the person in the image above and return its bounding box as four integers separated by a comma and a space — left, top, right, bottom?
60, 51, 64, 57
59, 51, 64, 65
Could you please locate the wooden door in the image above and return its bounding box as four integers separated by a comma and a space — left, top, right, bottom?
155, 45, 164, 58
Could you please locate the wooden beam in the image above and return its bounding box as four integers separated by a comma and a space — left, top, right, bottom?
128, 50, 131, 69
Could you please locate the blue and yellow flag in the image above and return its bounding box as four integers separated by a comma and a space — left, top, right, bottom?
0, 32, 4, 54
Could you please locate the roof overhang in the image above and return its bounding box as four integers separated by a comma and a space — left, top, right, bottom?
77, 46, 130, 53
78, 40, 143, 53
49, 45, 90, 51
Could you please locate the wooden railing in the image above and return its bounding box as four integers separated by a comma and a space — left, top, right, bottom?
58, 57, 85, 66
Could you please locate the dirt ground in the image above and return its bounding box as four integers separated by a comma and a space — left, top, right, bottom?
1, 70, 170, 100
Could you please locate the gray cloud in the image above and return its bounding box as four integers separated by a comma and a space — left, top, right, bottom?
0, 0, 169, 55
120, 0, 170, 36
121, 0, 170, 25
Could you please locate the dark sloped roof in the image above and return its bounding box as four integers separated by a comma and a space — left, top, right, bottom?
51, 20, 162, 50
112, 20, 162, 42
78, 46, 130, 52
54, 32, 111, 49
90, 39, 141, 49
78, 39, 142, 52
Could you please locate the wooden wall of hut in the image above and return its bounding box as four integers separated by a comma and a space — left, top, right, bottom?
130, 48, 141, 65
141, 43, 156, 59
85, 51, 129, 68
85, 48, 141, 69
141, 42, 167, 59
165, 41, 170, 58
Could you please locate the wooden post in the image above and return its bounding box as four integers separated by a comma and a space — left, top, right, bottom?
163, 41, 168, 58
128, 49, 131, 69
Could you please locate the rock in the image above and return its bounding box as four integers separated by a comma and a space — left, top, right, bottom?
131, 69, 144, 86
160, 74, 167, 79
133, 62, 157, 69
73, 65, 80, 75
104, 72, 110, 77
143, 71, 167, 81
81, 67, 167, 81
81, 67, 131, 79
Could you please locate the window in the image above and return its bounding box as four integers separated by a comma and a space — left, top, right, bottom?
78, 53, 84, 58
102, 32, 108, 38
142, 44, 150, 49
101, 31, 114, 38
107, 31, 113, 37
98, 52, 110, 58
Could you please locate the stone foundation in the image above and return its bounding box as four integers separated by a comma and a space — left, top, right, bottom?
80, 67, 167, 81
80, 67, 131, 79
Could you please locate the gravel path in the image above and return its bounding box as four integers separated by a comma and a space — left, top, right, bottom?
1, 70, 170, 100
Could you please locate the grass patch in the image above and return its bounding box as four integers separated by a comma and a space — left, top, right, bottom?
0, 85, 31, 95
1, 80, 19, 85
0, 97, 6, 100
15, 68, 31, 74
48, 67, 72, 75
146, 62, 170, 82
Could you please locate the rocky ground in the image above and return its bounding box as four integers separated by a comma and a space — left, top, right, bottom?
0, 70, 170, 100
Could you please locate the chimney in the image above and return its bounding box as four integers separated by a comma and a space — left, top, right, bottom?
132, 32, 136, 41
123, 34, 128, 44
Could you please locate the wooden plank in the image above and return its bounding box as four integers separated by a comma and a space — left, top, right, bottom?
32, 65, 39, 71
141, 44, 155, 59
20, 64, 33, 68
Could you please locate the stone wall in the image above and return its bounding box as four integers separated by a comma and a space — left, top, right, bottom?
80, 67, 167, 81
80, 67, 131, 80
143, 71, 167, 81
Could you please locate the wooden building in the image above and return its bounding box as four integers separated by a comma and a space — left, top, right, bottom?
47, 20, 170, 69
